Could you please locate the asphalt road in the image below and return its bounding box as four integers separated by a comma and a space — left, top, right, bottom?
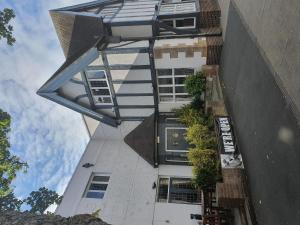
219, 3, 300, 225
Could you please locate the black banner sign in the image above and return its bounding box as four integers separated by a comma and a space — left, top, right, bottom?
215, 116, 237, 154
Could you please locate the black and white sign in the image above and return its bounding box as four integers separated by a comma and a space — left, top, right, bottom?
216, 117, 236, 154
215, 117, 244, 169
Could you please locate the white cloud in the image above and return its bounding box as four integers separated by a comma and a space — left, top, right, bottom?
0, 0, 89, 199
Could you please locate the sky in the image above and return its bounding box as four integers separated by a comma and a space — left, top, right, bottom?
0, 0, 90, 203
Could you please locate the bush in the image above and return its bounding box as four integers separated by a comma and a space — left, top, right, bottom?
186, 123, 217, 149
188, 148, 218, 189
184, 71, 206, 98
174, 104, 206, 127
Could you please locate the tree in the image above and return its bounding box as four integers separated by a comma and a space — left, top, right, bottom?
25, 187, 63, 215
184, 71, 205, 97
188, 148, 219, 189
0, 8, 16, 45
0, 192, 23, 212
186, 123, 217, 149
0, 211, 111, 225
0, 109, 28, 197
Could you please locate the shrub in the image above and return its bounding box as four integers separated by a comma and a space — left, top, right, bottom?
174, 104, 206, 127
188, 148, 218, 189
186, 123, 217, 149
184, 71, 206, 98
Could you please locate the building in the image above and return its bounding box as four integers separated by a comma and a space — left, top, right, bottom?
38, 0, 222, 224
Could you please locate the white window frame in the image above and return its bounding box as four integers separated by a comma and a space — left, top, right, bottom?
157, 68, 194, 103
85, 70, 113, 106
84, 173, 110, 199
162, 17, 196, 29
165, 127, 189, 153
156, 176, 201, 205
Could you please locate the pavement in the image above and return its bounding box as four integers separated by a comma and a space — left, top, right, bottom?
218, 3, 300, 225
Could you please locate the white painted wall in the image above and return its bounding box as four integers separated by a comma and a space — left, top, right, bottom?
113, 83, 153, 94
56, 121, 158, 225
82, 115, 100, 137
111, 69, 152, 81
107, 53, 150, 65
111, 25, 153, 38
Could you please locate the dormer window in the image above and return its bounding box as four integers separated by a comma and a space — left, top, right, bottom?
85, 70, 113, 106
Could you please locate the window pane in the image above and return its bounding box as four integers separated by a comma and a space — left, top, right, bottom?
159, 87, 173, 93
86, 191, 104, 199
93, 176, 110, 182
160, 95, 173, 102
158, 178, 169, 202
175, 77, 186, 85
169, 178, 200, 204
96, 97, 112, 104
163, 20, 173, 27
175, 18, 194, 28
90, 80, 108, 87
166, 128, 189, 151
158, 78, 173, 85
175, 86, 186, 93
175, 95, 192, 102
87, 71, 106, 79
174, 68, 194, 75
157, 69, 172, 76
92, 89, 110, 96
89, 183, 108, 191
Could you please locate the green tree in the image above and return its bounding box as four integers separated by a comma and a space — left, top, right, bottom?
25, 187, 63, 214
188, 148, 219, 189
0, 8, 16, 45
184, 71, 205, 97
0, 109, 28, 197
186, 123, 217, 149
0, 192, 23, 212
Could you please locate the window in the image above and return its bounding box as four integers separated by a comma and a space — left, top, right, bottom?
85, 70, 113, 106
157, 68, 194, 102
84, 174, 110, 199
157, 177, 201, 204
162, 17, 196, 29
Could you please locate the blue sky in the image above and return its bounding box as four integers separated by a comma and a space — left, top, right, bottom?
0, 0, 90, 203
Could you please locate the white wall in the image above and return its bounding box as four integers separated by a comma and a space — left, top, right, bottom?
111, 25, 153, 38
56, 121, 158, 225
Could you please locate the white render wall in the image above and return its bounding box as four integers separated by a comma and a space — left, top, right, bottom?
56, 122, 202, 225
56, 121, 158, 225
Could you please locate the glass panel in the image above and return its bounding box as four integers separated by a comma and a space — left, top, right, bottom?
96, 97, 112, 104
163, 20, 174, 27
92, 89, 110, 96
159, 87, 173, 93
93, 176, 110, 182
166, 128, 189, 151
90, 80, 108, 88
87, 71, 106, 79
174, 68, 194, 75
175, 95, 192, 101
165, 152, 188, 162
175, 77, 186, 84
158, 178, 169, 202
89, 183, 108, 191
157, 69, 172, 76
160, 95, 173, 102
175, 18, 195, 28
158, 78, 173, 85
169, 178, 200, 204
175, 86, 186, 93
86, 191, 105, 199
